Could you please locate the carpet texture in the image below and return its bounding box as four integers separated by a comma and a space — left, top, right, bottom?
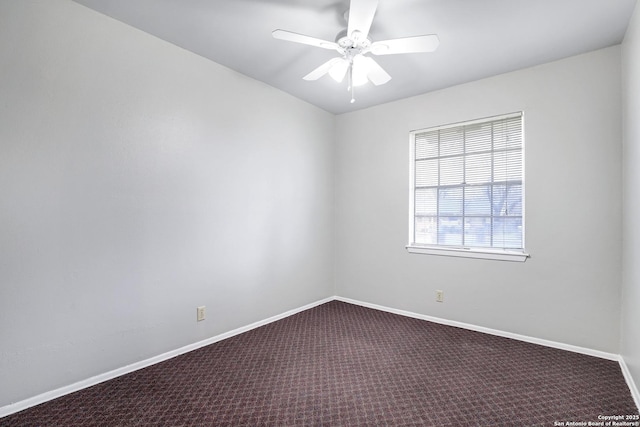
1, 301, 637, 426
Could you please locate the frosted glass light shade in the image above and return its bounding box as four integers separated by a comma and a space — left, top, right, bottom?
328, 58, 349, 82
352, 55, 371, 86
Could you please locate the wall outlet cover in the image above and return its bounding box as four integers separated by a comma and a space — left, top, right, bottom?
197, 306, 206, 321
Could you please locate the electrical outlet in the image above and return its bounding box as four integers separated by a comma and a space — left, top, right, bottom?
196, 306, 206, 322
436, 290, 444, 303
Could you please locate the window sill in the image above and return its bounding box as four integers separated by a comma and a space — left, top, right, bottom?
406, 245, 529, 262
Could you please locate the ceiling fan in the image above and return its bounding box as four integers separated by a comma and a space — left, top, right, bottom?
272, 0, 439, 103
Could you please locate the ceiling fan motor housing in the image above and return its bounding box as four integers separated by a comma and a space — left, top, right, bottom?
335, 28, 371, 51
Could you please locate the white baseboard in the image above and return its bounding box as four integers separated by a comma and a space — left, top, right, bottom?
619, 356, 640, 411
0, 296, 334, 419
335, 296, 619, 361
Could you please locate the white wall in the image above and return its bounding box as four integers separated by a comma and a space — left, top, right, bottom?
335, 47, 622, 353
622, 0, 640, 400
0, 0, 334, 407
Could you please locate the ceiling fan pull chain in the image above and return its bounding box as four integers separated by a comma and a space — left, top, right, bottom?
349, 62, 356, 103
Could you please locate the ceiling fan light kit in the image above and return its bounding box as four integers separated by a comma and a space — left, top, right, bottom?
272, 0, 439, 103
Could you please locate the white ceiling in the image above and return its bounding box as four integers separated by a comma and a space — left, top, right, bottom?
73, 0, 637, 115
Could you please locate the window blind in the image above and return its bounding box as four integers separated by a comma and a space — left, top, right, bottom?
410, 112, 524, 250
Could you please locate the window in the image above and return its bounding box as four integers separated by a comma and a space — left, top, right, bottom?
407, 112, 528, 261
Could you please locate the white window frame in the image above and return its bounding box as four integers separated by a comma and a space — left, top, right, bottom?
406, 112, 529, 262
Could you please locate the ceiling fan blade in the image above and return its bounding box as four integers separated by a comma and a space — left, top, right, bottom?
371, 34, 440, 55
303, 58, 344, 81
347, 0, 378, 43
362, 56, 391, 86
272, 29, 339, 50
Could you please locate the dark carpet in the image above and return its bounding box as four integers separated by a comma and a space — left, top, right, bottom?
1, 301, 637, 426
